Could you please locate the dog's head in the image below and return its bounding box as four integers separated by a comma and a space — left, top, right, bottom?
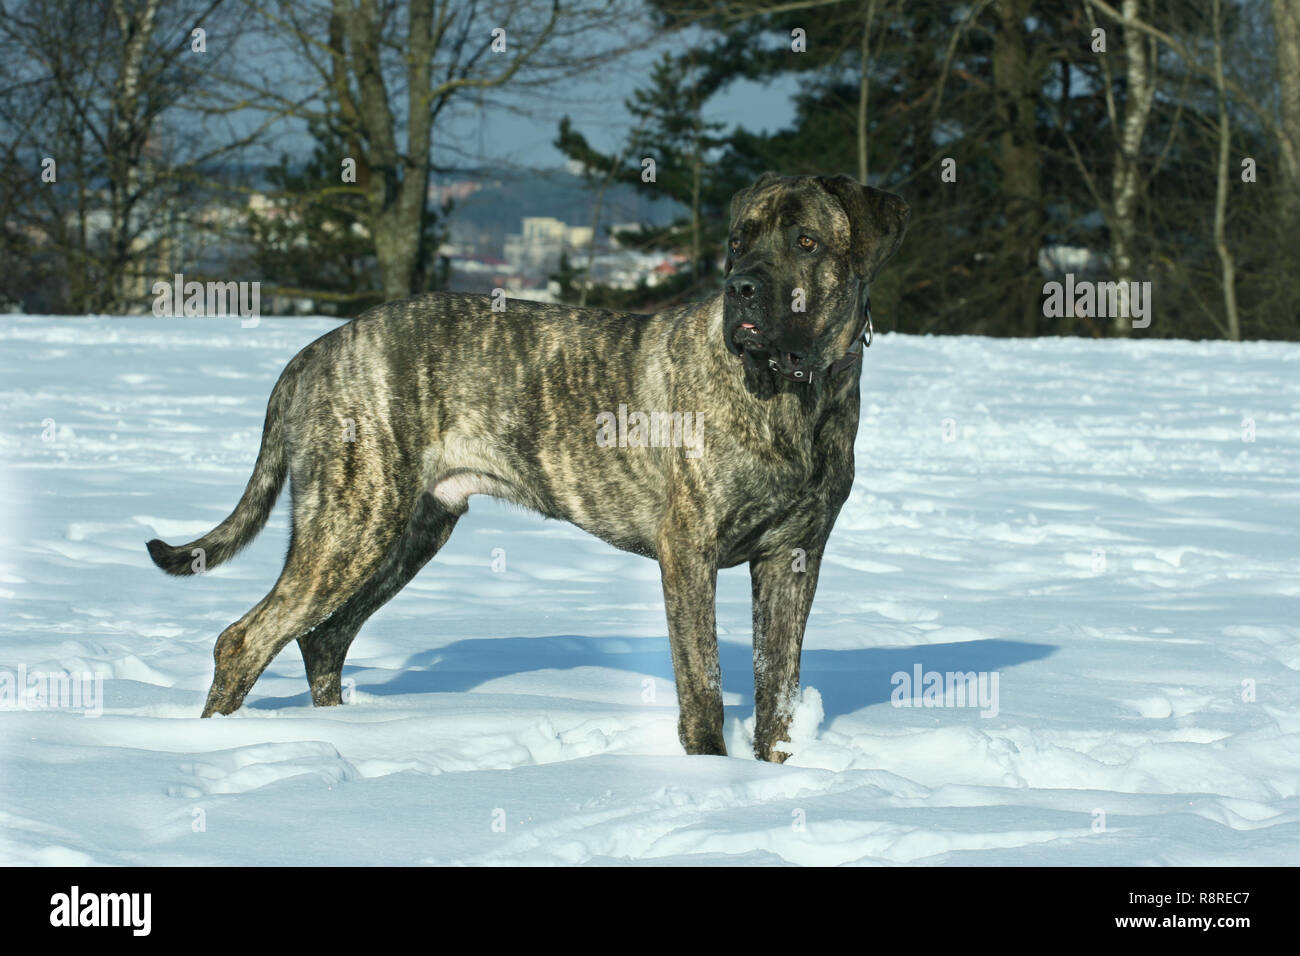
722, 173, 910, 379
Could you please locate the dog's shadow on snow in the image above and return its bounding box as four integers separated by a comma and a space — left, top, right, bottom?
254, 636, 1056, 723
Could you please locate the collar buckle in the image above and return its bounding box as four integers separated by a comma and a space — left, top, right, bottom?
768, 291, 874, 385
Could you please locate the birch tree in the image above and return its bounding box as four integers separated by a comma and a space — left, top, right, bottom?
1083, 0, 1158, 335
1272, 0, 1300, 225
0, 0, 248, 312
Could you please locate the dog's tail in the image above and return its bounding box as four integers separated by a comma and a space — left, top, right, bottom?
146, 364, 297, 577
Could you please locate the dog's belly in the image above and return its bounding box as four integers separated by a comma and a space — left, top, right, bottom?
428, 470, 514, 511
428, 470, 661, 558
422, 434, 664, 558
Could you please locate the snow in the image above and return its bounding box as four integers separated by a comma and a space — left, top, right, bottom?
1, 315, 1298, 866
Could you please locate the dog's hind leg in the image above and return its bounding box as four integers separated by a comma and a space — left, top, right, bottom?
200, 483, 425, 717
297, 491, 461, 707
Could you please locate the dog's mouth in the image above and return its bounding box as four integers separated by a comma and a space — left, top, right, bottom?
726, 315, 769, 356
726, 319, 817, 378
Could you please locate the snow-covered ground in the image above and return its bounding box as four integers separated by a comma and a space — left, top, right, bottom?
1, 315, 1298, 866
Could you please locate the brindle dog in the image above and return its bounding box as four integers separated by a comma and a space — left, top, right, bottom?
148, 172, 909, 762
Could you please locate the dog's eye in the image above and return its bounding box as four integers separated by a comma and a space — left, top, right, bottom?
729, 237, 741, 253
796, 235, 818, 252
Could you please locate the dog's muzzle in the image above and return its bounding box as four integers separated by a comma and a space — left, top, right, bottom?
723, 279, 875, 384
724, 313, 821, 381
723, 272, 765, 357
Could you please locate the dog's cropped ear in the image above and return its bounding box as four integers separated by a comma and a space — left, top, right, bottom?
728, 171, 783, 226
817, 175, 910, 282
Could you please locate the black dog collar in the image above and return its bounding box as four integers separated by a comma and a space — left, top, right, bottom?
768, 295, 874, 384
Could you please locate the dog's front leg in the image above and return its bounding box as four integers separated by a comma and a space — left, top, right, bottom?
657, 520, 726, 756
750, 546, 823, 762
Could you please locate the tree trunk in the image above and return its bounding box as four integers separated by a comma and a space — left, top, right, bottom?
992, 0, 1044, 336
1212, 0, 1241, 340
1109, 0, 1156, 335
690, 138, 702, 280
1272, 0, 1300, 225
374, 223, 422, 302
107, 0, 160, 312
857, 0, 877, 183
331, 0, 558, 301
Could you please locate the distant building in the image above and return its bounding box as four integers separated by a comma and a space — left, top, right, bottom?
608, 223, 643, 249
503, 216, 594, 274
578, 250, 687, 291
429, 180, 483, 205
1038, 245, 1108, 277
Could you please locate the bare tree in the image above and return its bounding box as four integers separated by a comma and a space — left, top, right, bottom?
237, 0, 646, 300
1079, 0, 1297, 338
0, 0, 256, 313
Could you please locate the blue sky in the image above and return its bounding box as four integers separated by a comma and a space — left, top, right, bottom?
459, 65, 802, 170
230, 20, 801, 173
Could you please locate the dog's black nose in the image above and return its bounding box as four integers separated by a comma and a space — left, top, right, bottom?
725, 274, 761, 300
